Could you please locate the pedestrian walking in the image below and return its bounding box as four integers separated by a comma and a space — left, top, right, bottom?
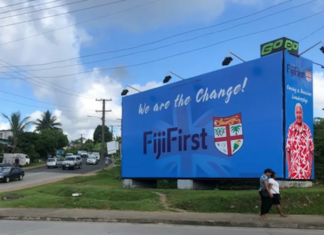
259, 168, 273, 220
105, 156, 109, 167
269, 171, 288, 217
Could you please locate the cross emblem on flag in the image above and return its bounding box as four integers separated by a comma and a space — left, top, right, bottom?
213, 113, 244, 156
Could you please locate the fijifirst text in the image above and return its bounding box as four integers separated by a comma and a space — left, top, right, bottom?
143, 127, 207, 159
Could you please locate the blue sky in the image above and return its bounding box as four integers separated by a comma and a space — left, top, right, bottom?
0, 0, 323, 140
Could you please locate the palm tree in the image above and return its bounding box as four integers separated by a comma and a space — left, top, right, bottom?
34, 110, 62, 131
231, 124, 242, 135
2, 111, 33, 152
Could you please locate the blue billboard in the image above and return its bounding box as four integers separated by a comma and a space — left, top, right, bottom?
284, 51, 314, 180
122, 52, 285, 179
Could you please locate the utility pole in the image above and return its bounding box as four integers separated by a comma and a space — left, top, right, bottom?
96, 98, 112, 170
111, 125, 114, 140
80, 134, 83, 147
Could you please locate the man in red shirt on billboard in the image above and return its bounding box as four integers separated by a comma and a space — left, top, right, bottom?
286, 103, 314, 179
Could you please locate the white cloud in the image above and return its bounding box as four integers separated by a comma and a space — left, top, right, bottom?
0, 0, 296, 141
314, 71, 324, 110
0, 117, 10, 130
124, 81, 163, 96
68, 0, 268, 33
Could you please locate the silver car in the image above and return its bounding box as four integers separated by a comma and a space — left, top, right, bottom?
86, 155, 98, 165
46, 158, 62, 168
62, 156, 82, 170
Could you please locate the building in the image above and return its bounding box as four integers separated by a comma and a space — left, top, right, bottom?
0, 130, 12, 145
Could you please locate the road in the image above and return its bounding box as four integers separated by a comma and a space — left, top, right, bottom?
0, 221, 323, 235
0, 158, 100, 193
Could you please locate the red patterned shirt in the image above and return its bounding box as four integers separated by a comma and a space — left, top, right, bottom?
286, 121, 314, 179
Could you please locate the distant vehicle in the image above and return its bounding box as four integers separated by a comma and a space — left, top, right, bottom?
77, 150, 87, 156
81, 153, 88, 158
2, 153, 30, 167
62, 156, 82, 170
86, 155, 98, 165
65, 153, 73, 157
46, 158, 62, 168
0, 166, 25, 183
90, 152, 100, 161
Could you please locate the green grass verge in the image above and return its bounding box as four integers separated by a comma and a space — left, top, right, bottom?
1, 166, 324, 215
24, 162, 45, 168
0, 168, 163, 211
161, 187, 324, 215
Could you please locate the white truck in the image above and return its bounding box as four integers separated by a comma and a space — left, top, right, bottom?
2, 153, 31, 167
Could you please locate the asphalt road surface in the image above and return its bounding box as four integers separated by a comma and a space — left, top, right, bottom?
0, 221, 323, 235
0, 158, 100, 193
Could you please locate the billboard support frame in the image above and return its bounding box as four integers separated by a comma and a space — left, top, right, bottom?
282, 50, 287, 180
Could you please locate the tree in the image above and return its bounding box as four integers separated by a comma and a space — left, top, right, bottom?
314, 117, 324, 182
1, 111, 33, 152
85, 139, 94, 144
36, 129, 69, 158
231, 124, 241, 135
34, 110, 62, 131
93, 125, 112, 144
16, 132, 40, 162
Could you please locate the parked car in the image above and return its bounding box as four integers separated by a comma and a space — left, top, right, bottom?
86, 155, 98, 165
0, 166, 25, 183
46, 158, 62, 168
62, 156, 82, 170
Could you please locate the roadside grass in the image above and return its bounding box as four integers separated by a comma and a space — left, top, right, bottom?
0, 168, 163, 211
1, 166, 324, 215
23, 162, 45, 168
160, 187, 324, 215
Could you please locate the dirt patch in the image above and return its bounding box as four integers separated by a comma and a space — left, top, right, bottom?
152, 192, 187, 213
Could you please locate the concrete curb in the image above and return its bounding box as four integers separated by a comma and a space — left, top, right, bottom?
23, 164, 46, 171
0, 215, 323, 230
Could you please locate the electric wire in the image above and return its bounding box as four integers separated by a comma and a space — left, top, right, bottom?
9, 0, 299, 68
26, 9, 324, 79
16, 0, 317, 72
0, 0, 126, 29
0, 0, 158, 47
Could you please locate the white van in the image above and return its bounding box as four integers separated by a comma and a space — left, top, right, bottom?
2, 153, 31, 166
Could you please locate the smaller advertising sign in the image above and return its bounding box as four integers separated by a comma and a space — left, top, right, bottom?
107, 141, 118, 155
261, 37, 299, 57
284, 50, 314, 180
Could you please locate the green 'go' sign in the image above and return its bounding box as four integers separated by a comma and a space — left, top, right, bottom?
260, 37, 299, 57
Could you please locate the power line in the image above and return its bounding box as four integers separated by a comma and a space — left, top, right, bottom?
0, 68, 95, 100
0, 0, 158, 47
0, 0, 86, 20
9, 0, 297, 68
29, 9, 324, 79
299, 24, 324, 42
0, 96, 90, 111
0, 0, 38, 10
0, 0, 126, 29
0, 0, 63, 15
0, 89, 83, 110
18, 0, 317, 72
0, 59, 96, 100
